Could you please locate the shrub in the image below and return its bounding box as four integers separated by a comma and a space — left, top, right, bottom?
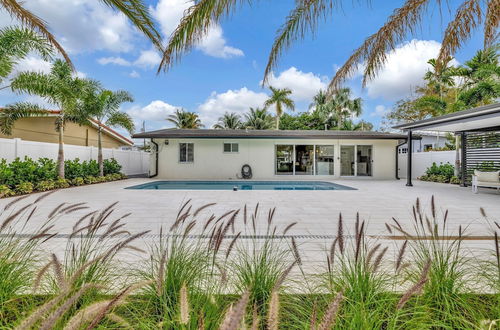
7, 157, 38, 186
82, 160, 99, 177
450, 176, 460, 184
35, 158, 57, 181
0, 184, 14, 197
54, 178, 70, 189
14, 182, 33, 195
64, 158, 84, 180
84, 176, 98, 184
422, 162, 455, 183
103, 158, 122, 175
71, 177, 85, 186
35, 180, 55, 192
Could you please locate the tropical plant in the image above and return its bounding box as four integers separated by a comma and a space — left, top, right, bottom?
453, 46, 500, 108
213, 112, 242, 129
82, 87, 134, 176
158, 0, 498, 95
244, 107, 274, 130
279, 112, 334, 130
264, 87, 295, 129
328, 88, 362, 129
1, 60, 95, 178
0, 26, 53, 85
167, 109, 204, 129
0, 0, 162, 68
341, 119, 373, 131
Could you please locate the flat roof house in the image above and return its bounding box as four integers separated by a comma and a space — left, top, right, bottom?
133, 129, 409, 180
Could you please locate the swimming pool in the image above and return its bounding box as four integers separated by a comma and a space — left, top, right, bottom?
126, 181, 356, 191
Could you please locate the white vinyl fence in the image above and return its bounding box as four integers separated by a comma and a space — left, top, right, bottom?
0, 138, 150, 176
398, 150, 457, 179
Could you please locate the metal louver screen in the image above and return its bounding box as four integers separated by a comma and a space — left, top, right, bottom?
465, 131, 500, 182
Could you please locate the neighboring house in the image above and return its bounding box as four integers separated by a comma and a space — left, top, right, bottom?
133, 129, 409, 180
0, 110, 133, 148
398, 130, 448, 154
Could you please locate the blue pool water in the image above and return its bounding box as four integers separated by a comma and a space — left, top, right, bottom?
126, 181, 355, 191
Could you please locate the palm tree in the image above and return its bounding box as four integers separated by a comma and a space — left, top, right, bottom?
264, 87, 295, 129
244, 107, 274, 130
341, 119, 373, 131
1, 0, 162, 68
213, 112, 242, 129
453, 46, 500, 107
1, 59, 92, 178
0, 26, 53, 85
424, 57, 457, 101
83, 87, 135, 176
328, 88, 362, 129
167, 109, 204, 129
159, 0, 497, 95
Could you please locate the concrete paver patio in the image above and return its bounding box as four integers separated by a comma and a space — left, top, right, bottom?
1, 178, 499, 272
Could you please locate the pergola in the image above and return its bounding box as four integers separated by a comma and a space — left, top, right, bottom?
393, 103, 500, 187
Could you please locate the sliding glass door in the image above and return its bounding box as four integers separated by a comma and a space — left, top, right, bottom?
357, 145, 372, 176
341, 145, 373, 176
276, 145, 293, 175
295, 145, 314, 175
275, 144, 334, 176
341, 146, 355, 176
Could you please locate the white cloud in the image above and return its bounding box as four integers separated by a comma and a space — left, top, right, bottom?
197, 87, 268, 126
11, 56, 52, 75
151, 0, 243, 59
0, 1, 138, 53
371, 105, 389, 117
129, 70, 141, 78
364, 39, 459, 101
197, 25, 244, 59
127, 100, 179, 124
264, 67, 327, 101
98, 57, 132, 66
133, 49, 162, 69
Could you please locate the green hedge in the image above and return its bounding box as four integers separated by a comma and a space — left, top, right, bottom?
419, 162, 460, 184
0, 157, 125, 198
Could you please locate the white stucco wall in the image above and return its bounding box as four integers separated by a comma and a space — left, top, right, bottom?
149, 138, 399, 180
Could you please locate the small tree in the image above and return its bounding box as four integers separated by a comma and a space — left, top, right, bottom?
83, 88, 135, 176
3, 60, 92, 178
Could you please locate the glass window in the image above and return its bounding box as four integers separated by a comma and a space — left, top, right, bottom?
276, 145, 293, 175
224, 143, 239, 153
179, 143, 194, 163
295, 145, 314, 175
315, 145, 334, 175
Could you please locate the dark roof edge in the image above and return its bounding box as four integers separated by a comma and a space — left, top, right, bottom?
392, 102, 500, 131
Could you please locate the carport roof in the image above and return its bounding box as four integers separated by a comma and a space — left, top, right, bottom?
392, 103, 500, 132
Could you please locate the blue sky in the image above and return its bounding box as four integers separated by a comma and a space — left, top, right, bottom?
0, 0, 486, 140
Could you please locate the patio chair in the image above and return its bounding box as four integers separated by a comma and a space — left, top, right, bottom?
471, 170, 500, 194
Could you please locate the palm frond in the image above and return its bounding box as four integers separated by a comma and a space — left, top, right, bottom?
437, 0, 482, 70
0, 26, 54, 79
0, 0, 73, 68
10, 71, 59, 104
263, 0, 337, 84
106, 111, 135, 133
159, 0, 245, 72
329, 0, 431, 92
0, 102, 47, 135
100, 0, 163, 52
484, 0, 499, 49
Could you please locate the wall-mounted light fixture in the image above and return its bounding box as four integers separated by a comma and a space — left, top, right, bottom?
164, 140, 169, 145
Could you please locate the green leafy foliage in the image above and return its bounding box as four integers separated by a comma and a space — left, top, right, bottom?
0, 157, 125, 197
420, 162, 456, 183
103, 158, 122, 175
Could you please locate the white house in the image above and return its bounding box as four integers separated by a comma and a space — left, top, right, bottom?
398, 130, 449, 154
133, 129, 409, 180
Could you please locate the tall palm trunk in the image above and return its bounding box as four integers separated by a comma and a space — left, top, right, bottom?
275, 103, 282, 130
98, 126, 104, 177
57, 125, 65, 178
